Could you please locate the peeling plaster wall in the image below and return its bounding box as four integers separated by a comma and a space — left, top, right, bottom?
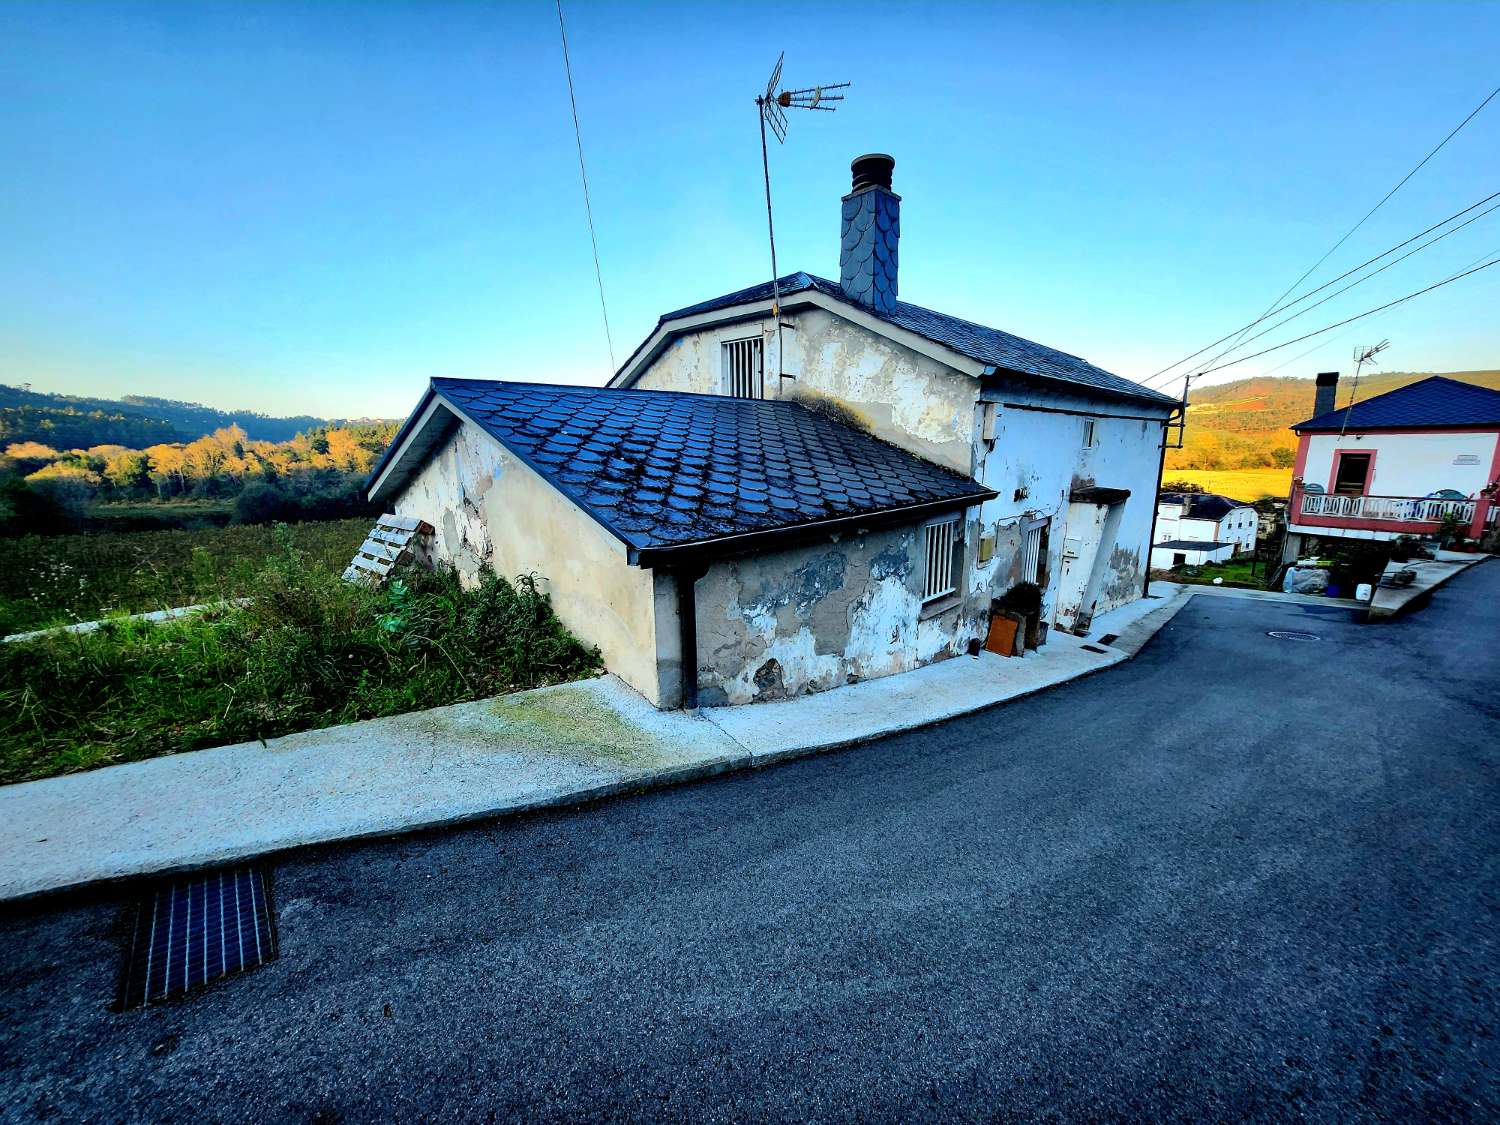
978, 404, 1165, 623
691, 520, 986, 706
631, 308, 977, 473
390, 419, 665, 705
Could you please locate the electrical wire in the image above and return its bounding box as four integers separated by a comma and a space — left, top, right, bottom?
555, 0, 616, 374
1194, 253, 1500, 377
1143, 189, 1500, 388
1148, 82, 1500, 387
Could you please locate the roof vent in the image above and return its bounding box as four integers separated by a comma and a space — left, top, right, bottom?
850, 153, 894, 192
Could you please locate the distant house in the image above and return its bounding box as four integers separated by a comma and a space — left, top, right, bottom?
367, 154, 1177, 708
1150, 538, 1232, 569
1154, 492, 1257, 553
1283, 373, 1500, 560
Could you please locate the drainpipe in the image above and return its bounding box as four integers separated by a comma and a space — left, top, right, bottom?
674, 565, 708, 711
1143, 413, 1174, 599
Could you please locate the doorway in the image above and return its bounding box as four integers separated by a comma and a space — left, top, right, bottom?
1332, 452, 1372, 496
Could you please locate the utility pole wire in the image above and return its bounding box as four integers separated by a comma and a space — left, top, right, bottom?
1160, 194, 1500, 382
1195, 253, 1500, 377
1142, 188, 1500, 389
1149, 82, 1500, 387
556, 0, 616, 375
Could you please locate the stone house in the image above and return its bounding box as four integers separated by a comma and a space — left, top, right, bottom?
367, 154, 1178, 708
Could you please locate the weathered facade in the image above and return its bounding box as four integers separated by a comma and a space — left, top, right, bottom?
369, 152, 1179, 708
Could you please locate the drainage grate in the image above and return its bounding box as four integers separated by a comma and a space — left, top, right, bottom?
1081, 644, 1109, 654
117, 866, 278, 1010
1267, 630, 1321, 642
1097, 633, 1119, 646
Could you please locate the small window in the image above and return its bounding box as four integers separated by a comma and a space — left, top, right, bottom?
1020, 517, 1049, 585
1082, 418, 1097, 447
922, 516, 962, 602
722, 336, 764, 399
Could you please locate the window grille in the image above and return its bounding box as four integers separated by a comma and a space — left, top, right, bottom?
1020, 518, 1048, 584
923, 516, 961, 602
1082, 417, 1097, 447
722, 336, 764, 399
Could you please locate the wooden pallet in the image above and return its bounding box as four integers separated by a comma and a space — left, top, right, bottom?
343, 513, 433, 585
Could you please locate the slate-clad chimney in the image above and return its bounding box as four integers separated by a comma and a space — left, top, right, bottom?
840, 154, 900, 314
1314, 371, 1340, 418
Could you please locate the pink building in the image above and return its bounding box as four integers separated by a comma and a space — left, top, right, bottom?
1283, 374, 1500, 561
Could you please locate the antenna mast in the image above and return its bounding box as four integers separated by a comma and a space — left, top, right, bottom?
1339, 339, 1390, 439
755, 54, 849, 380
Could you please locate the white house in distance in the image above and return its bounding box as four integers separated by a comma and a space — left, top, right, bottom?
1283, 372, 1500, 560
1149, 491, 1256, 569
366, 154, 1178, 708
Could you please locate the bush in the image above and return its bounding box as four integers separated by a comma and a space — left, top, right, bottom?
0, 542, 600, 784
232, 481, 295, 525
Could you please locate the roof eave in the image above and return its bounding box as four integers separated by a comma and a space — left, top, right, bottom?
629, 489, 997, 569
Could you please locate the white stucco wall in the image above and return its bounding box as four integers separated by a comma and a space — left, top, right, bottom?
629, 308, 978, 474
389, 418, 667, 705
979, 401, 1166, 625
1150, 542, 1232, 568
1300, 430, 1499, 497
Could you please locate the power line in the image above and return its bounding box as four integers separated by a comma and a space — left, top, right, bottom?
1149, 82, 1500, 386
1143, 188, 1500, 388
1194, 252, 1500, 377
1163, 193, 1500, 381
555, 0, 616, 375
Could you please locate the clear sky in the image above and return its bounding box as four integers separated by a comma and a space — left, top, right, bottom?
2, 0, 1497, 419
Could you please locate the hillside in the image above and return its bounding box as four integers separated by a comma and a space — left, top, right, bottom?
0, 384, 386, 448
1165, 369, 1500, 472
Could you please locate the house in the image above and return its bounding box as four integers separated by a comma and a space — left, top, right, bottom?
367, 154, 1178, 708
1151, 491, 1257, 570
1282, 372, 1500, 561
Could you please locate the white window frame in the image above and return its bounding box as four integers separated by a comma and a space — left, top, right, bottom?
922, 515, 962, 603
721, 335, 764, 399
1082, 417, 1097, 448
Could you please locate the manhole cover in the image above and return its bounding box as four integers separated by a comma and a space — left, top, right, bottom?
1267, 630, 1321, 642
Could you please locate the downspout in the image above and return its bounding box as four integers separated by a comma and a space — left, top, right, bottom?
1142, 413, 1173, 599
674, 565, 708, 711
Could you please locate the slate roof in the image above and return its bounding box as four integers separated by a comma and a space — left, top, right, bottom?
1292, 376, 1500, 432
403, 378, 994, 563
1160, 492, 1250, 522
1154, 539, 1231, 552
646, 272, 1178, 407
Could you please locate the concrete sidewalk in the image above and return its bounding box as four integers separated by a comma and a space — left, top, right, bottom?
1368, 551, 1489, 620
0, 587, 1192, 902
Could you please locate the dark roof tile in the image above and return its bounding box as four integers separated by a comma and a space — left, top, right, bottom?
1292, 376, 1500, 431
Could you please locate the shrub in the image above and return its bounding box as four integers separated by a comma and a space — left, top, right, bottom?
232, 481, 295, 525
0, 541, 600, 784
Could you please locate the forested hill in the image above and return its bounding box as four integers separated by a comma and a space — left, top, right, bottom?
0, 384, 385, 448
1187, 370, 1500, 432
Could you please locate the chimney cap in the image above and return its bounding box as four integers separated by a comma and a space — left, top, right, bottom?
850, 153, 895, 192
1315, 371, 1339, 385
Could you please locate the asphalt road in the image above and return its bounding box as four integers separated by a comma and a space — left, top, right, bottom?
4, 565, 1498, 1122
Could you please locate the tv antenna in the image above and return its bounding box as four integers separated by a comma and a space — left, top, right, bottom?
755, 54, 849, 379
1339, 339, 1390, 438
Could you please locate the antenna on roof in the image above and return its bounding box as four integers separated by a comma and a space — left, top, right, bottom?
1339, 339, 1390, 439
755, 54, 850, 381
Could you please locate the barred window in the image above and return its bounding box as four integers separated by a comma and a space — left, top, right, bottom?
722, 336, 764, 399
1020, 517, 1048, 584
923, 516, 962, 602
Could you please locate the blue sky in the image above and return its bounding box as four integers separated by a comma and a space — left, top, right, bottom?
2, 0, 1497, 419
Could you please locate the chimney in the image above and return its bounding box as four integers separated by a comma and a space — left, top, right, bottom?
839, 154, 900, 314
1314, 371, 1339, 417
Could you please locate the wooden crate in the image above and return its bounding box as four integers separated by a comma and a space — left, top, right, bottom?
342, 513, 433, 585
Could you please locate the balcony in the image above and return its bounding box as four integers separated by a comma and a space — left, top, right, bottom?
1298, 492, 1476, 525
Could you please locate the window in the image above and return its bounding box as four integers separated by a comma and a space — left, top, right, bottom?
722, 336, 764, 399
1020, 517, 1049, 585
1082, 418, 1097, 447
923, 516, 962, 602
1333, 452, 1372, 496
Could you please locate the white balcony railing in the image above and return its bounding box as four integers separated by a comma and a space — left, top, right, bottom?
1299, 492, 1476, 524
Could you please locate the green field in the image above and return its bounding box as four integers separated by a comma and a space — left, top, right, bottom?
0, 518, 370, 636
1161, 468, 1292, 501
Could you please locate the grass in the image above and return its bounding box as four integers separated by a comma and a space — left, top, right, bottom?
1159, 557, 1273, 590
0, 543, 601, 785
1160, 468, 1291, 501
0, 518, 369, 636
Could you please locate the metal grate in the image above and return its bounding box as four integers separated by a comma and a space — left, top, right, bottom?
722, 336, 764, 399
117, 867, 278, 1010
923, 517, 960, 602
1020, 518, 1047, 584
